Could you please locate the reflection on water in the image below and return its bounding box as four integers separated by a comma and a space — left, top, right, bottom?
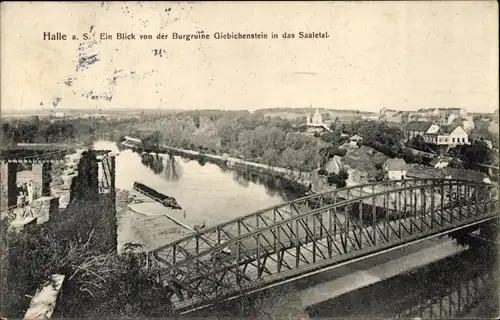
141, 153, 183, 181
94, 140, 302, 230
141, 153, 164, 175
231, 168, 306, 201
164, 155, 182, 181
118, 140, 306, 201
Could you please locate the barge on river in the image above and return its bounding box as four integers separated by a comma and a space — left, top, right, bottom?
133, 182, 182, 210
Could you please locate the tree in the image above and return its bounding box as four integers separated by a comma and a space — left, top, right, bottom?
317, 168, 328, 176
192, 114, 201, 129
460, 140, 492, 169
142, 131, 163, 152
338, 168, 349, 181
408, 135, 428, 151
449, 158, 464, 169
375, 171, 385, 181
327, 168, 349, 188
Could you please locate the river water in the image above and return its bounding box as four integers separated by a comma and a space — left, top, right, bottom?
93, 140, 298, 251
94, 140, 498, 319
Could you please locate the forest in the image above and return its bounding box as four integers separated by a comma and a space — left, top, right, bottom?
3, 112, 494, 175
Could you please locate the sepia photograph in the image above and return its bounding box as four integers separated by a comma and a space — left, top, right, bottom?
0, 1, 499, 319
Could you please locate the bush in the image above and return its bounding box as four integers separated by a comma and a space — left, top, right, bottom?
317, 168, 329, 176
375, 171, 385, 181
1, 205, 174, 319
327, 169, 349, 188
333, 148, 347, 157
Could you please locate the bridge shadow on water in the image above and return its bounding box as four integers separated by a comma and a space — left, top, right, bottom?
190, 244, 498, 319
304, 245, 498, 319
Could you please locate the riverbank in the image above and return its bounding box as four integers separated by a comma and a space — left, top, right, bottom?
121, 137, 313, 187
116, 188, 194, 252
114, 169, 309, 253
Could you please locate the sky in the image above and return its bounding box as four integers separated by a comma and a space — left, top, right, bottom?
1, 1, 498, 114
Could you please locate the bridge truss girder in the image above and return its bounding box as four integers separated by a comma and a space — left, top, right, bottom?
146, 179, 497, 312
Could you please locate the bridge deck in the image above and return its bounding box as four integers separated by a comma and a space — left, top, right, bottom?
144, 179, 496, 314
165, 200, 496, 312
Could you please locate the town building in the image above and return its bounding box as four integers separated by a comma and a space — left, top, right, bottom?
306, 107, 331, 134
484, 140, 493, 149
405, 121, 469, 146
349, 134, 363, 146
406, 164, 492, 184
418, 108, 467, 119
379, 108, 412, 124
381, 107, 470, 126
488, 121, 499, 135
383, 158, 408, 180
379, 108, 398, 119
307, 108, 324, 126
429, 156, 450, 169
405, 121, 437, 140
406, 164, 445, 179
443, 167, 492, 184
438, 125, 468, 145
448, 114, 475, 132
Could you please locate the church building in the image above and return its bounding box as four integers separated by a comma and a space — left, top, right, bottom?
306, 108, 331, 134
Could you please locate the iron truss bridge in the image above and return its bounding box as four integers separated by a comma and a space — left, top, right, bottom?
145, 178, 498, 313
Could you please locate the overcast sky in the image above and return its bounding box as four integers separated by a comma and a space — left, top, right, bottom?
1, 1, 498, 113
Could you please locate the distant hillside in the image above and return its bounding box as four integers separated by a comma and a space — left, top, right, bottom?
255, 107, 376, 115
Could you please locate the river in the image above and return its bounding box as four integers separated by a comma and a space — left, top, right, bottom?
94, 140, 498, 319
93, 140, 301, 251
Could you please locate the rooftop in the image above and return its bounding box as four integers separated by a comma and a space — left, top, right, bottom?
384, 158, 408, 171
443, 167, 490, 183
406, 165, 490, 183
406, 164, 445, 179
429, 157, 451, 167
437, 124, 462, 135
349, 134, 363, 141
405, 121, 433, 132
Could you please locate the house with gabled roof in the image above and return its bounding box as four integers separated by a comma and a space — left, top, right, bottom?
429, 156, 450, 169
349, 134, 363, 146
383, 158, 408, 180
405, 119, 470, 146
439, 125, 468, 145
405, 121, 439, 141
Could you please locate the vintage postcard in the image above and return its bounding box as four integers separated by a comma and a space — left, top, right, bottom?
0, 1, 498, 319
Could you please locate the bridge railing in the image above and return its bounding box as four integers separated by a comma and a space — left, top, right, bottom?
149, 179, 497, 311
155, 179, 493, 271
149, 178, 463, 270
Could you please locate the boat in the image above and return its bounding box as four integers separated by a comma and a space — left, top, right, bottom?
193, 222, 206, 231
133, 182, 182, 210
